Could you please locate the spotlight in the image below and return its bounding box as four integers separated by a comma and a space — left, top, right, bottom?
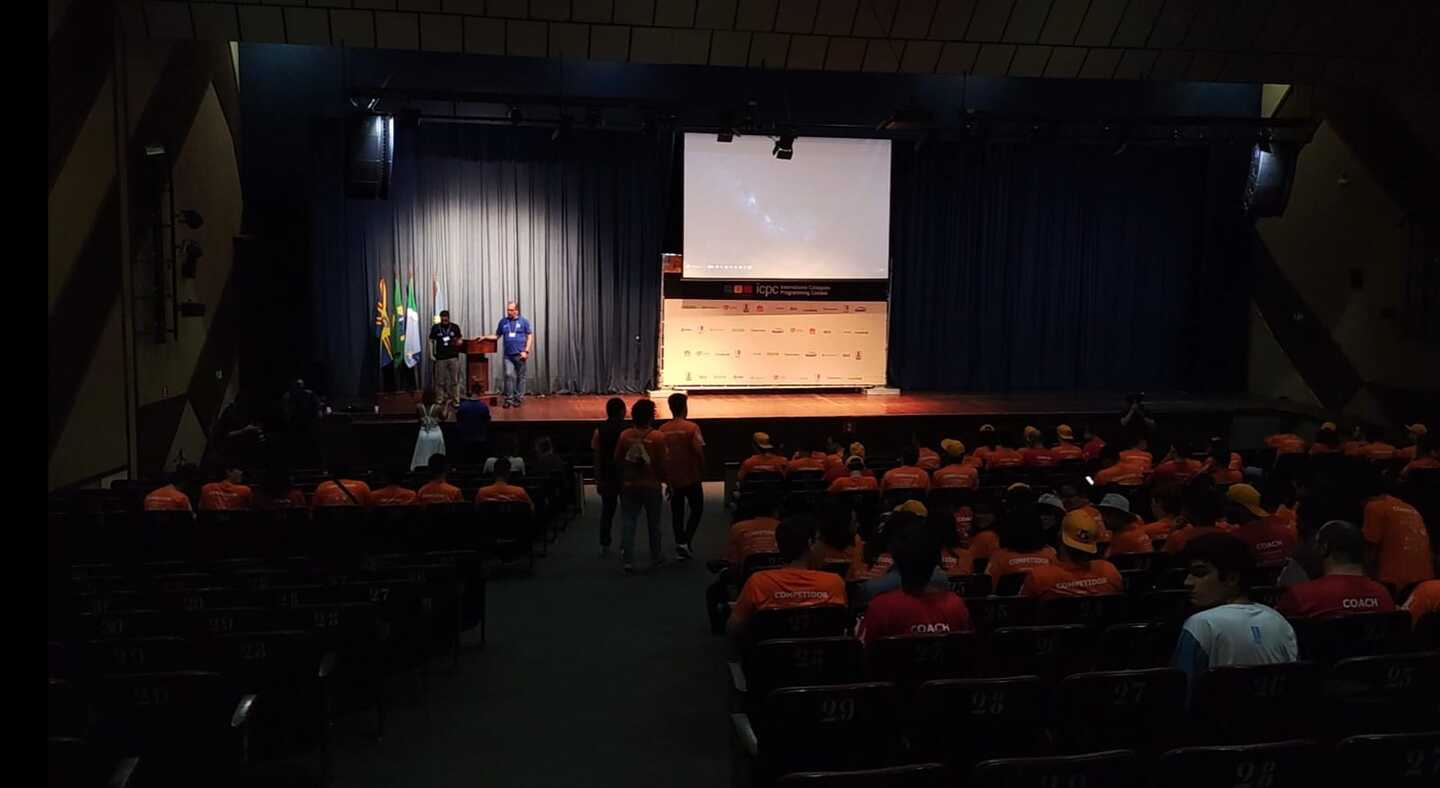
507, 106, 523, 124
179, 241, 203, 278
177, 209, 204, 230
773, 132, 795, 160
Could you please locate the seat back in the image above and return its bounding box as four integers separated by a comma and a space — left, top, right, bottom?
1095, 622, 1178, 670
1417, 612, 1440, 651
1110, 552, 1158, 573
1335, 732, 1440, 787
760, 682, 898, 774
1192, 662, 1323, 744
747, 637, 863, 700
750, 605, 851, 643
775, 763, 948, 787
1137, 589, 1192, 625
963, 596, 1036, 631
915, 676, 1050, 768
947, 574, 992, 598
867, 633, 979, 684
1058, 668, 1188, 755
92, 671, 241, 761
992, 572, 1026, 596
1037, 594, 1130, 628
1158, 740, 1319, 788
988, 625, 1095, 680
1292, 610, 1412, 663
1323, 652, 1440, 736
969, 749, 1141, 788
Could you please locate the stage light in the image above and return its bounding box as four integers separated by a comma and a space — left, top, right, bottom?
179, 241, 203, 279
507, 106, 523, 124
177, 209, 204, 230
773, 132, 795, 160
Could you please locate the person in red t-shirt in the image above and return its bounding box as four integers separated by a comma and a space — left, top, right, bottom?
858, 519, 973, 647
984, 430, 1025, 471
1151, 441, 1203, 486
728, 516, 847, 644
416, 455, 464, 505
1020, 426, 1057, 469
932, 439, 979, 490
1225, 484, 1296, 567
1081, 425, 1107, 462
1052, 424, 1084, 463
971, 425, 998, 467
659, 393, 707, 560
881, 446, 931, 493
1275, 522, 1394, 619
368, 467, 419, 507
198, 464, 254, 511
1201, 439, 1243, 485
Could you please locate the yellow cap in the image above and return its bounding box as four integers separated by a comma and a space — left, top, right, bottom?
979, 424, 995, 434
752, 432, 774, 450
1319, 422, 1337, 432
893, 500, 928, 518
1226, 484, 1269, 518
1061, 510, 1100, 554
1006, 482, 1031, 494
1057, 424, 1075, 440
1023, 426, 1041, 442
1407, 424, 1428, 436
940, 438, 966, 458
848, 441, 866, 458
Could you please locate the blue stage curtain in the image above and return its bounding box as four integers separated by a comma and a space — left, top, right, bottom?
887, 141, 1252, 394
308, 122, 667, 397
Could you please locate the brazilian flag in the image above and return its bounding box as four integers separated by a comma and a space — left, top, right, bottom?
393, 272, 406, 365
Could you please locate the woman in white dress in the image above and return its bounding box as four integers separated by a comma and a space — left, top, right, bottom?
411, 389, 447, 470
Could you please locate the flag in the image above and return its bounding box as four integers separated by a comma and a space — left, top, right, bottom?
375, 276, 393, 367
393, 272, 406, 366
432, 276, 446, 325
404, 276, 421, 368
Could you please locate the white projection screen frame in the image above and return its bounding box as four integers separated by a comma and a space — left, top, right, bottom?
661, 134, 892, 389
682, 133, 892, 280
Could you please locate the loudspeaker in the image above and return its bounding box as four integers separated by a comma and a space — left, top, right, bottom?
1244, 141, 1298, 218
345, 113, 394, 199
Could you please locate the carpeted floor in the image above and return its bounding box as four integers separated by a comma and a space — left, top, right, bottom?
331, 482, 734, 787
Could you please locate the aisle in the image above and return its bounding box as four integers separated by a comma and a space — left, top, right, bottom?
333, 483, 734, 788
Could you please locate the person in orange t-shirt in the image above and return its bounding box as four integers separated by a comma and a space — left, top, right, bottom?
144, 465, 198, 513
971, 425, 998, 467
1144, 486, 1183, 541
475, 458, 534, 512
615, 399, 669, 572
828, 455, 880, 495
1400, 431, 1439, 480
725, 497, 782, 569
728, 517, 847, 643
1264, 430, 1307, 455
198, 465, 254, 511
659, 393, 707, 559
985, 511, 1057, 585
415, 455, 463, 505
1394, 423, 1427, 463
825, 441, 873, 483
313, 469, 373, 508
737, 432, 787, 481
1019, 426, 1057, 469
1360, 468, 1434, 595
1164, 479, 1232, 555
369, 467, 419, 507
1093, 445, 1146, 488
1118, 431, 1154, 472
1052, 424, 1084, 463
915, 441, 942, 472
881, 446, 931, 493
810, 505, 864, 578
1309, 422, 1342, 455
1201, 439, 1243, 485
1020, 511, 1124, 599
1400, 579, 1440, 627
1099, 494, 1153, 556
932, 439, 979, 490
984, 430, 1025, 471
786, 437, 829, 478
1151, 442, 1203, 486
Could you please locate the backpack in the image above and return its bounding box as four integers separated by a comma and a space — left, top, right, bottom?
623, 429, 654, 482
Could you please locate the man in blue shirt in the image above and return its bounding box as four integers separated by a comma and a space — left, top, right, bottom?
455, 384, 492, 465
495, 301, 534, 408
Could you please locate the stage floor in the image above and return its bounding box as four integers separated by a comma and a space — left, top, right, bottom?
368, 391, 1306, 424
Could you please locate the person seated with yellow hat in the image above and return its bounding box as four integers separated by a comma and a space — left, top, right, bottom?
1225, 484, 1296, 568
932, 439, 979, 490
737, 432, 787, 481
1052, 424, 1084, 462
1019, 509, 1123, 599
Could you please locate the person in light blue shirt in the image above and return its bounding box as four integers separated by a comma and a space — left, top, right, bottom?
1172, 532, 1298, 698
495, 301, 533, 408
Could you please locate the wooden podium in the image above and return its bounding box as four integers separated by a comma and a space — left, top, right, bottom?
463, 336, 498, 394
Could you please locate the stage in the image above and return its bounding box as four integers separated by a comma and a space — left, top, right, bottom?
314, 391, 1313, 478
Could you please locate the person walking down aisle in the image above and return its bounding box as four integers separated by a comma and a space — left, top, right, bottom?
615, 399, 669, 574
660, 393, 706, 561
592, 397, 628, 557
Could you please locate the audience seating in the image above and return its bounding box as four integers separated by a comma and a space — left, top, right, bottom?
742, 637, 863, 701
1334, 731, 1440, 787
987, 625, 1095, 681
1321, 652, 1440, 738
911, 677, 1050, 769
733, 682, 898, 778
1159, 740, 1319, 788
1191, 662, 1324, 744
867, 633, 979, 686
1291, 610, 1413, 663
749, 606, 851, 644
1056, 668, 1188, 755
774, 763, 947, 787
968, 749, 1140, 788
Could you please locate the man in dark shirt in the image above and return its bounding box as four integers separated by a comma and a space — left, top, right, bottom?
429, 310, 464, 418
496, 301, 533, 408
455, 384, 492, 466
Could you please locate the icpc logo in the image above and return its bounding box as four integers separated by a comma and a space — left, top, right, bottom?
756, 284, 782, 297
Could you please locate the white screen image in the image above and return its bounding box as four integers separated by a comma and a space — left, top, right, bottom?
683, 133, 891, 280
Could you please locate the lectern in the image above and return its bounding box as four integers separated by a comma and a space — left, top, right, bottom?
463, 336, 498, 394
